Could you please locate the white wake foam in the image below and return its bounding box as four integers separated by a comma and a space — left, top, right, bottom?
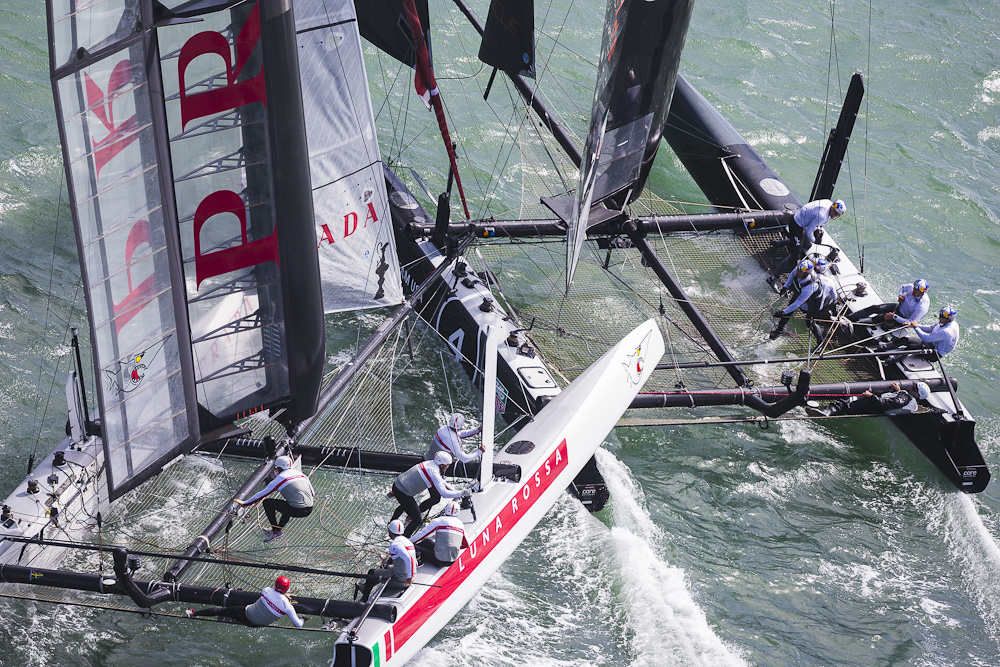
595, 448, 748, 667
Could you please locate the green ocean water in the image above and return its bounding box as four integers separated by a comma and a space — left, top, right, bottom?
1, 1, 1000, 665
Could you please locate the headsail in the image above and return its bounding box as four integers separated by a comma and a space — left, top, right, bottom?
296, 0, 404, 312
565, 0, 694, 292
48, 0, 326, 498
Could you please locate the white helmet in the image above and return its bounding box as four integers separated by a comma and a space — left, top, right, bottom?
387, 519, 404, 536
832, 199, 846, 215
273, 455, 292, 470
916, 382, 931, 400
434, 451, 453, 467
448, 413, 465, 430
444, 501, 461, 517
813, 257, 829, 274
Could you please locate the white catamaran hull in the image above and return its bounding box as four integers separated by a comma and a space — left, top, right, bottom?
332, 318, 664, 666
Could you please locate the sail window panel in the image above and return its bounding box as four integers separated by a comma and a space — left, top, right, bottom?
103, 401, 191, 492
591, 114, 652, 203
156, 4, 294, 423
81, 209, 173, 332
49, 0, 139, 70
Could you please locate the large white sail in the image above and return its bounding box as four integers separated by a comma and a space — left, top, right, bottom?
296, 0, 403, 313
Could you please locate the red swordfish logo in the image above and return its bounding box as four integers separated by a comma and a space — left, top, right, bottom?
622, 329, 652, 385
104, 338, 168, 395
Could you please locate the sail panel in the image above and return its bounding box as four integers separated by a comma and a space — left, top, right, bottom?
566, 0, 693, 292
355, 0, 430, 67
478, 0, 536, 78
589, 0, 694, 206
50, 27, 198, 499
49, 0, 140, 70
157, 0, 326, 427
296, 1, 403, 313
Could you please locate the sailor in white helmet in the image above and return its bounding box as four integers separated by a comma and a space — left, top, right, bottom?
424, 413, 485, 466
235, 454, 314, 543
356, 520, 417, 603
187, 575, 306, 627
410, 500, 470, 567
775, 199, 846, 274
848, 278, 930, 338
770, 259, 822, 340
880, 305, 960, 364
389, 451, 470, 537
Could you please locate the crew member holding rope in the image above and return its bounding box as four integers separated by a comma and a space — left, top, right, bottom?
235, 455, 314, 543
878, 305, 959, 364
847, 278, 929, 340
424, 413, 484, 468
410, 500, 469, 567
389, 451, 471, 537
356, 520, 416, 603
770, 259, 822, 340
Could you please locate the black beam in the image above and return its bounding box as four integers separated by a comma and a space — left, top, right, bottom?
408, 209, 793, 240
629, 377, 957, 409
197, 439, 522, 483
0, 561, 394, 622
653, 347, 955, 370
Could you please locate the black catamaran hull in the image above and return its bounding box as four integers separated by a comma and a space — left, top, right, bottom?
663, 73, 989, 492
386, 169, 609, 511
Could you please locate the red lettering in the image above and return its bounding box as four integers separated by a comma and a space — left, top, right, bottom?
112, 219, 156, 333
178, 2, 266, 129
318, 223, 335, 247
365, 202, 379, 227
343, 211, 358, 238
193, 190, 279, 287
85, 60, 139, 180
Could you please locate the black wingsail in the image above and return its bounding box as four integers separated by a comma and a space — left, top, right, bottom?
566, 0, 694, 291
47, 0, 325, 499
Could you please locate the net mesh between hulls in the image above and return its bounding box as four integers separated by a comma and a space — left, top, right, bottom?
0, 317, 435, 618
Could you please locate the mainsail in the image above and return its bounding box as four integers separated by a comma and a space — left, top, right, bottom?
296, 0, 403, 312
48, 0, 326, 498
565, 0, 694, 292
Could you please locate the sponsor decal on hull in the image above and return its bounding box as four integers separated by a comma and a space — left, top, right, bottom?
379, 439, 569, 659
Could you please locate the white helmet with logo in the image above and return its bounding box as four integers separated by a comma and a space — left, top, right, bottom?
448, 413, 465, 430
444, 501, 461, 517
915, 382, 931, 400
434, 451, 453, 467
387, 519, 404, 536
273, 455, 292, 470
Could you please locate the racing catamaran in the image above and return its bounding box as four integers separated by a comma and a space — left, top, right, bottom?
1, 0, 989, 664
